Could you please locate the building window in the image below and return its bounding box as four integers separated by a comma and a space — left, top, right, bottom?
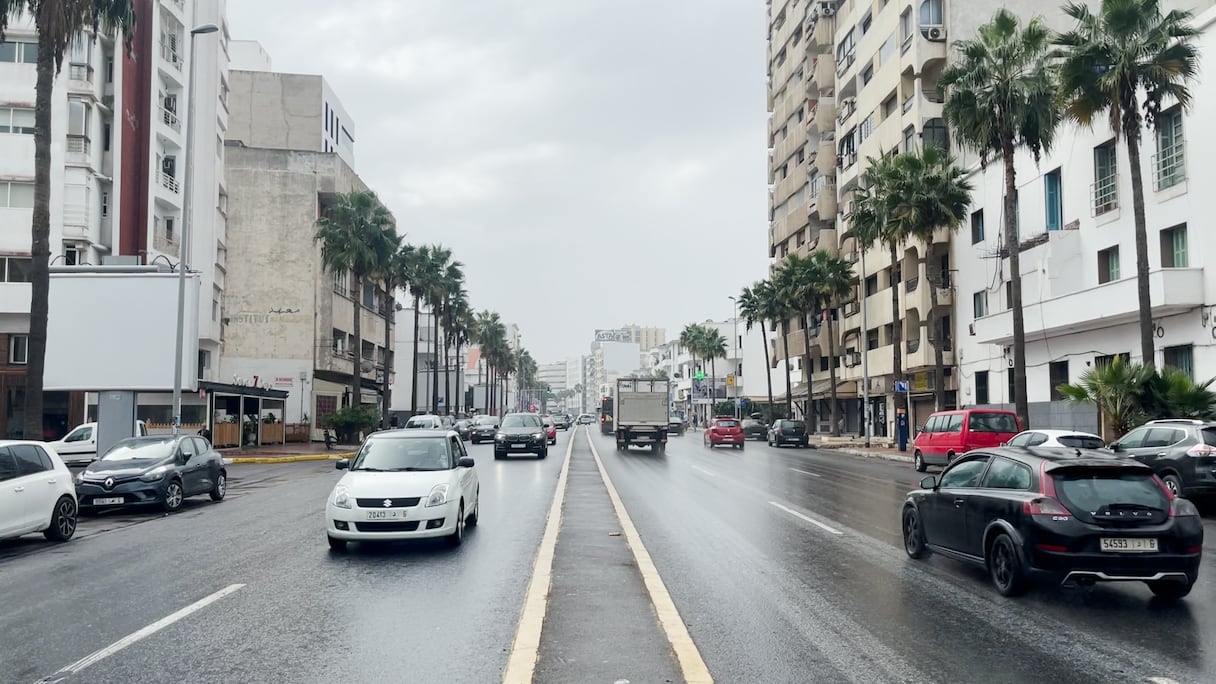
332, 329, 347, 355
900, 8, 913, 47
864, 274, 878, 297
0, 181, 34, 209
362, 282, 376, 309
1093, 141, 1117, 215
882, 93, 897, 119
0, 257, 30, 283
923, 118, 948, 153
9, 334, 28, 365
67, 97, 91, 138
0, 107, 35, 134
333, 270, 348, 296
0, 41, 38, 63
1045, 169, 1062, 231
972, 291, 988, 318
1098, 246, 1120, 283
100, 191, 109, 218
1160, 224, 1187, 268
164, 217, 175, 241
970, 209, 984, 244
866, 327, 880, 351
1155, 107, 1185, 189
879, 35, 895, 65
861, 63, 874, 86
105, 57, 114, 83
1095, 352, 1130, 369
1048, 360, 1069, 400
1004, 281, 1013, 310
975, 371, 990, 405
361, 340, 375, 362
63, 244, 82, 265
902, 125, 915, 153
102, 123, 111, 151
919, 0, 944, 29
1164, 344, 1194, 379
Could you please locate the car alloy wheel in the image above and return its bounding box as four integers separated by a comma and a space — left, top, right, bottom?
913, 451, 926, 473
902, 508, 928, 559
448, 503, 465, 547
210, 472, 227, 501
44, 496, 78, 542
1162, 474, 1183, 497
988, 534, 1027, 596
163, 480, 184, 512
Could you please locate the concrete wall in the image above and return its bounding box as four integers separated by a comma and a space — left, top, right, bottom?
227, 71, 324, 153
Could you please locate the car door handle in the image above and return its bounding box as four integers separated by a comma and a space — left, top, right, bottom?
47, 479, 56, 484
1155, 452, 1167, 458
13, 486, 25, 492
953, 498, 965, 507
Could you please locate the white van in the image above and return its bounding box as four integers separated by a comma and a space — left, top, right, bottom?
47, 421, 148, 465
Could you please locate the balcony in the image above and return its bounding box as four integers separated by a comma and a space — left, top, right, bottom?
98, 216, 113, 250
1153, 142, 1186, 191
161, 106, 181, 132
68, 63, 94, 87
160, 42, 183, 72
973, 267, 1205, 346
66, 135, 91, 165
810, 52, 835, 90
160, 171, 180, 193
1090, 174, 1118, 216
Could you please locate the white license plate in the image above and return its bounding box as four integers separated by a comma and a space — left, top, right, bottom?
364, 510, 405, 520
1100, 537, 1158, 553
93, 497, 124, 506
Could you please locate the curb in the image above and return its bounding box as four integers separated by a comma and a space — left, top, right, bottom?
222, 452, 355, 465
831, 447, 913, 464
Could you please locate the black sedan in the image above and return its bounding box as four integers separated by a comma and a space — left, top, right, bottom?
494, 413, 548, 459
767, 419, 808, 447
741, 418, 768, 440
469, 416, 499, 444
75, 435, 227, 513
668, 416, 686, 436
901, 446, 1203, 599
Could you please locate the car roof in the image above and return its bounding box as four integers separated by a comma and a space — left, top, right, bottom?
968, 446, 1151, 471
1019, 429, 1102, 437
367, 429, 456, 439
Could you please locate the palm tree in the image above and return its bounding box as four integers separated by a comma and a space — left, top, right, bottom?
703, 329, 728, 404
450, 301, 475, 414
422, 246, 453, 413
3, 2, 136, 439
436, 261, 465, 415
737, 283, 776, 415
474, 310, 503, 414
887, 146, 973, 411
315, 190, 398, 408
777, 254, 821, 427
808, 251, 857, 436
679, 323, 706, 419
376, 243, 414, 428
940, 8, 1061, 428
403, 246, 435, 415
1055, 0, 1199, 370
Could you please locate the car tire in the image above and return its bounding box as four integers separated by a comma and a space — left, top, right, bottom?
327, 535, 347, 552
43, 495, 78, 542
1148, 578, 1193, 600
447, 503, 465, 547
162, 479, 185, 513
467, 491, 480, 527
914, 451, 926, 473
1161, 473, 1184, 498
988, 534, 1028, 597
209, 470, 227, 502
538, 447, 547, 460
901, 507, 929, 559
494, 450, 505, 460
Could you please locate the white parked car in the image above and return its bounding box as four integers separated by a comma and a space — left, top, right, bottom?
326, 429, 479, 551
0, 441, 77, 543
404, 415, 444, 430
47, 420, 149, 465
1004, 429, 1106, 449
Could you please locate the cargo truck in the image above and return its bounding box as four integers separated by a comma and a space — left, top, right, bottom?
615, 378, 670, 452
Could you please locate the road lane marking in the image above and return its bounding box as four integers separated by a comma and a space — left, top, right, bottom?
768, 501, 843, 536
691, 465, 719, 478
586, 431, 714, 684
790, 467, 821, 477
501, 424, 578, 684
34, 583, 245, 684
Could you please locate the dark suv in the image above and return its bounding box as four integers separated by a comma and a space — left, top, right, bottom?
902, 446, 1203, 599
494, 413, 548, 459
767, 419, 808, 448
1107, 419, 1216, 497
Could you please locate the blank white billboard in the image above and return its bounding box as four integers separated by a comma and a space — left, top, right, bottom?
45, 271, 199, 391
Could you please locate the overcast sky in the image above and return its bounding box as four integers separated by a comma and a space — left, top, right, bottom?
227, 0, 770, 363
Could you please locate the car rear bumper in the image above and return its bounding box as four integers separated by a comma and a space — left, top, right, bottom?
709, 435, 744, 445
773, 434, 807, 444
328, 501, 458, 541
1029, 549, 1201, 583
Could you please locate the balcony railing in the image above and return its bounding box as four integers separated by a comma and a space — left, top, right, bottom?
1153, 142, 1186, 191
160, 42, 182, 71
1091, 174, 1118, 216
161, 107, 181, 132
160, 171, 180, 193
68, 64, 93, 83
906, 338, 921, 353
66, 135, 91, 163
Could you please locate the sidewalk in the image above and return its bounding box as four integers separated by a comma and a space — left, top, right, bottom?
218, 442, 358, 465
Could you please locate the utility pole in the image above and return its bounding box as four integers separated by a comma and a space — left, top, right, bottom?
860, 249, 872, 448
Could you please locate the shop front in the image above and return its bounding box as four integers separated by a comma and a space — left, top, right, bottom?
201, 382, 289, 448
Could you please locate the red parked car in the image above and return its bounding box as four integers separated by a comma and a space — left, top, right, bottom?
704, 416, 745, 450
541, 416, 557, 445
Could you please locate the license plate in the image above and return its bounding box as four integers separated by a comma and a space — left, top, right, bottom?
93, 497, 124, 506
365, 510, 405, 520
1100, 537, 1158, 553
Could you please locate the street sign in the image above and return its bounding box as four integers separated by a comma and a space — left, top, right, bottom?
895, 381, 910, 393
737, 398, 745, 408
726, 374, 735, 388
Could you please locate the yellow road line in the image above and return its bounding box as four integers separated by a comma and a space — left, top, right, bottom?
501, 427, 577, 684
586, 431, 715, 684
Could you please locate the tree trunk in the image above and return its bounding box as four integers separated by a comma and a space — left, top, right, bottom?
430, 308, 439, 414
780, 321, 793, 418
761, 322, 775, 420
442, 301, 451, 416
410, 295, 421, 415
350, 275, 364, 410
488, 366, 495, 416
380, 292, 394, 429
22, 35, 55, 440
802, 312, 815, 431
1126, 132, 1156, 369
1002, 136, 1030, 428
889, 244, 905, 425
827, 304, 840, 437
929, 261, 946, 412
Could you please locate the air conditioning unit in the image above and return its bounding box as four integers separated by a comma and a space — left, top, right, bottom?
820, 4, 835, 17
926, 26, 946, 42
847, 352, 862, 367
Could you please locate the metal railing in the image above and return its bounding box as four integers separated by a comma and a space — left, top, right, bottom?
1090, 174, 1118, 215
1153, 142, 1185, 191
68, 64, 93, 83
160, 171, 180, 193
161, 107, 181, 132
160, 42, 182, 71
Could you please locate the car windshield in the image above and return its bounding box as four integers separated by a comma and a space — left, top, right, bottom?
501, 414, 542, 428
715, 420, 739, 428
968, 412, 1018, 433
1053, 469, 1168, 516
350, 437, 452, 471
1056, 435, 1106, 449
474, 416, 499, 426
100, 438, 176, 461
405, 418, 435, 428
783, 421, 806, 429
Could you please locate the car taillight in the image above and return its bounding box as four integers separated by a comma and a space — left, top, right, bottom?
1186, 443, 1216, 457
1023, 497, 1070, 516
1170, 497, 1200, 518
1038, 462, 1058, 498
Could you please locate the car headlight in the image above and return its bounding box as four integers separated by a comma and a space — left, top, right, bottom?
426, 483, 449, 507
140, 465, 171, 482
74, 470, 86, 485
533, 432, 545, 440
332, 484, 352, 509
495, 433, 507, 441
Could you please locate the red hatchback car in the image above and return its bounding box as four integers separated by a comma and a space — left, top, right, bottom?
705, 416, 745, 450
541, 416, 557, 445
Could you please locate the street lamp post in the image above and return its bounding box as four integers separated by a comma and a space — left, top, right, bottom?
860, 249, 872, 448
728, 296, 739, 419
170, 23, 219, 438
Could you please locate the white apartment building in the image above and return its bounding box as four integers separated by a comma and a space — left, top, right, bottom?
954, 3, 1216, 432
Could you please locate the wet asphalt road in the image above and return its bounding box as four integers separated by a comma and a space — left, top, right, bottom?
3, 426, 1216, 682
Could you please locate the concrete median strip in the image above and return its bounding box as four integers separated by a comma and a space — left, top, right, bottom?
222, 452, 355, 465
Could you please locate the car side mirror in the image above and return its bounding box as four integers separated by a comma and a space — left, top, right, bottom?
1108, 443, 1121, 452
920, 475, 938, 490
458, 456, 475, 468
916, 425, 925, 434
335, 458, 350, 470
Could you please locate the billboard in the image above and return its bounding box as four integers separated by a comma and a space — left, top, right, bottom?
689, 377, 727, 405
45, 270, 199, 391
594, 329, 632, 343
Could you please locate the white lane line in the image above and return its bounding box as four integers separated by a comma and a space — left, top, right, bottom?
587, 431, 714, 684
1147, 678, 1181, 684
790, 467, 821, 477
768, 501, 843, 536
34, 583, 245, 684
691, 465, 719, 478
501, 424, 578, 684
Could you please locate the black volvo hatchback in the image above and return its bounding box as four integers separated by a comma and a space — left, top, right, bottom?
901, 446, 1203, 599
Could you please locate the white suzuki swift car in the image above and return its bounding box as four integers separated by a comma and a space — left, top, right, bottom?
326, 429, 479, 551
0, 440, 78, 543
